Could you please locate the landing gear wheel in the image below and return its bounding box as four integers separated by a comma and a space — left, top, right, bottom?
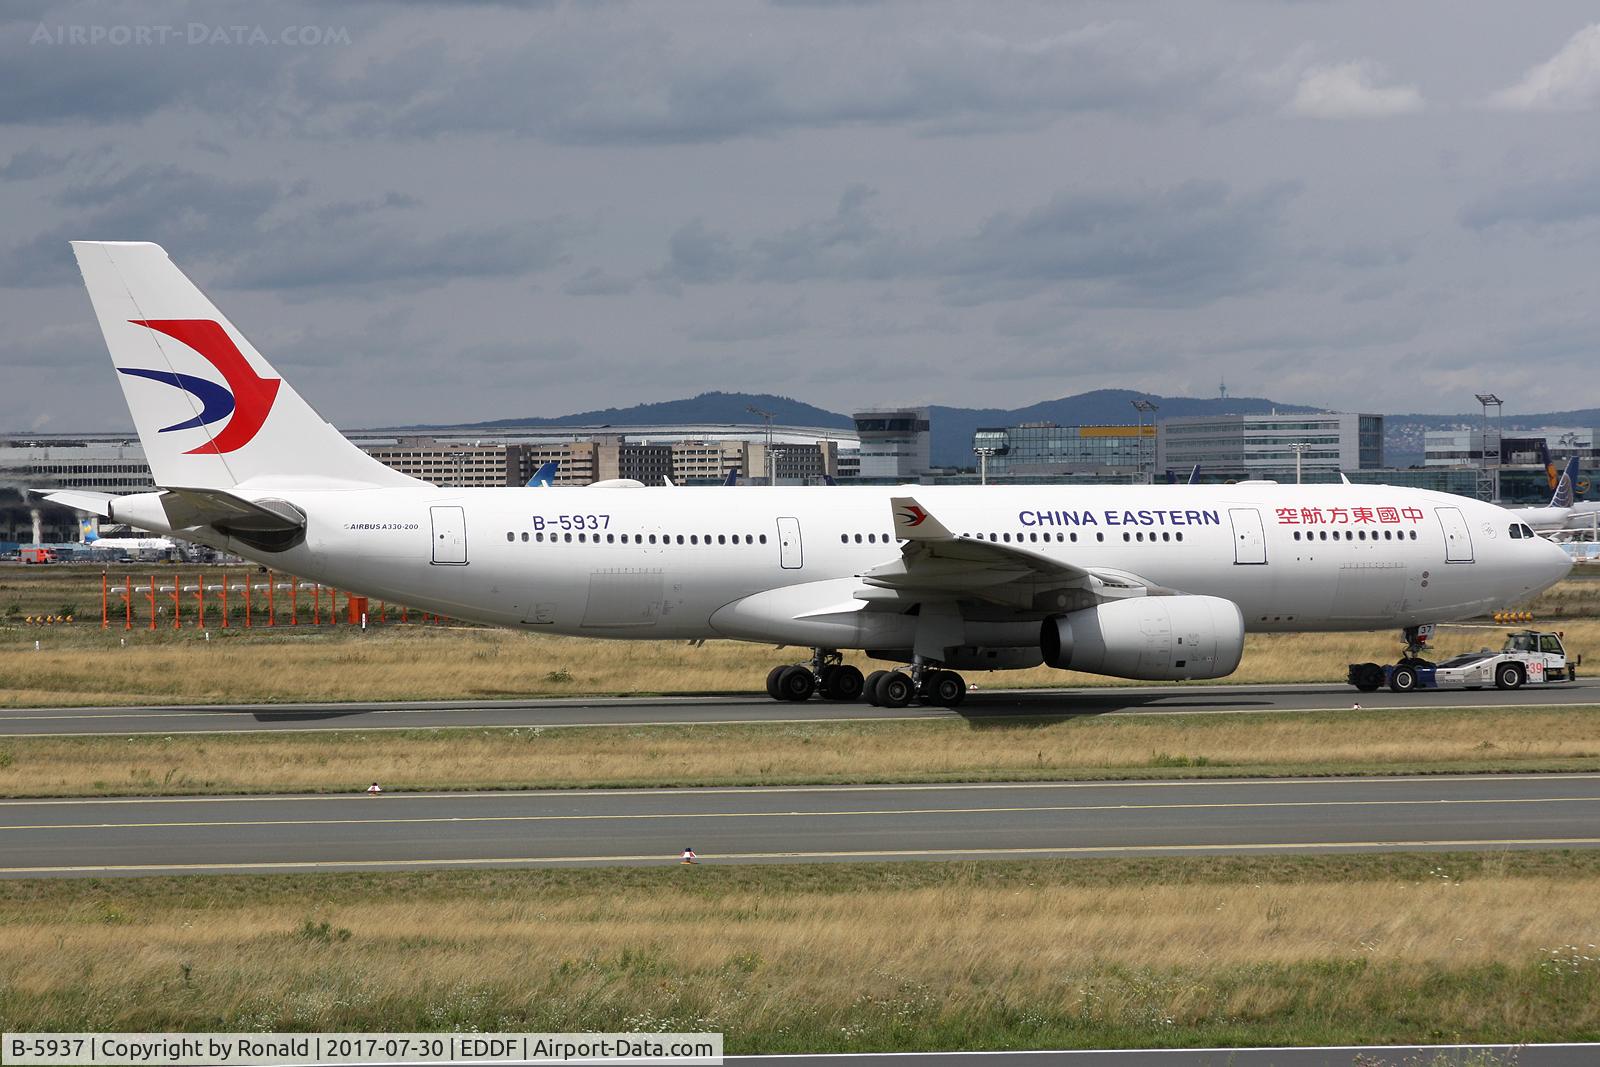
765, 665, 787, 700
1388, 666, 1419, 693
1351, 663, 1383, 692
927, 670, 966, 707
1494, 663, 1524, 691
877, 672, 914, 709
776, 664, 816, 702
863, 670, 890, 707
821, 664, 865, 701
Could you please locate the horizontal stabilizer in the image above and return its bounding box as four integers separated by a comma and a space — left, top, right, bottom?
42, 490, 116, 518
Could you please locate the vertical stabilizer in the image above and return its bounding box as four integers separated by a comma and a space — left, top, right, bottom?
71, 241, 422, 490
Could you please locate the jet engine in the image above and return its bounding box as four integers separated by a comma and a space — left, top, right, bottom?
1040, 595, 1244, 681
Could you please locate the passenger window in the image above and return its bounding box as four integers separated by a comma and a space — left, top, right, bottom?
676, 535, 684, 545
648, 534, 657, 544
690, 535, 699, 545
1096, 532, 1104, 542
1070, 533, 1078, 543
1294, 531, 1301, 541
522, 532, 530, 542
564, 533, 573, 543
855, 533, 863, 543
759, 534, 767, 544
506, 532, 514, 542
1175, 532, 1183, 542
718, 535, 726, 545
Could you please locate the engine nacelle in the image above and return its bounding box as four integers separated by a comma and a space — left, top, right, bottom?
1040, 595, 1244, 681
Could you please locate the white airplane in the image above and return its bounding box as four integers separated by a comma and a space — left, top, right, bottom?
47, 242, 1571, 707
1505, 456, 1581, 534
82, 531, 178, 557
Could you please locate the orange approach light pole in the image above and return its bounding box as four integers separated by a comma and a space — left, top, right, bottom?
266, 571, 275, 627
101, 573, 108, 629
148, 576, 156, 631
196, 574, 205, 628
244, 575, 252, 628
172, 578, 181, 630
220, 576, 228, 629
124, 575, 132, 630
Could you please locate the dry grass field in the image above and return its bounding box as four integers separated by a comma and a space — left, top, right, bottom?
4, 705, 1599, 796
3, 853, 1597, 1048
4, 611, 1599, 708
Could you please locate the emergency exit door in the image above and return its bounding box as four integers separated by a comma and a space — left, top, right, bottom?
776, 516, 803, 569
1434, 506, 1474, 563
430, 505, 468, 565
1229, 508, 1267, 565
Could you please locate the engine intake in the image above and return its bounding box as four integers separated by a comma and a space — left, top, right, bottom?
1041, 595, 1244, 681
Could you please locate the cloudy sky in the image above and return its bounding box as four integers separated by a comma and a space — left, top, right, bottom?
4, 0, 1599, 433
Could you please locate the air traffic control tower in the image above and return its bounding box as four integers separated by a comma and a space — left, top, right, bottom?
850, 407, 932, 481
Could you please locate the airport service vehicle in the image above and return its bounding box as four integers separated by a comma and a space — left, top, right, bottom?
46, 242, 1573, 707
17, 547, 58, 564
1349, 630, 1577, 693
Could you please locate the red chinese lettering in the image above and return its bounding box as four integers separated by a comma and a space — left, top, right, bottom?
1329, 507, 1350, 523
1300, 507, 1324, 523
1352, 507, 1376, 524
1377, 507, 1400, 524
1275, 507, 1300, 524
1401, 507, 1424, 523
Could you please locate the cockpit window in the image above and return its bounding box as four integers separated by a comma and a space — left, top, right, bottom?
1509, 524, 1523, 539
1522, 524, 1536, 538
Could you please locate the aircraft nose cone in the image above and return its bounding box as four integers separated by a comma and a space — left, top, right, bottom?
1543, 537, 1575, 585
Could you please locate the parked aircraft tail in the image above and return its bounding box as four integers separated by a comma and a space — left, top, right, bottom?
1552, 456, 1580, 509
69, 241, 420, 492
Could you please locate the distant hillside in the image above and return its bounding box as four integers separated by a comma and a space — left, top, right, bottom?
401, 391, 1600, 471
396, 391, 852, 432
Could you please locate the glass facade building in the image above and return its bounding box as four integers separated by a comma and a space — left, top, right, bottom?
972, 423, 1153, 477
1156, 413, 1382, 482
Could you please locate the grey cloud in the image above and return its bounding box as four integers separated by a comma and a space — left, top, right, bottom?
663, 180, 1301, 308
311, 17, 1236, 145
0, 1, 300, 126
662, 220, 745, 285
1459, 171, 1600, 229
0, 161, 579, 292
563, 267, 634, 297
684, 299, 810, 343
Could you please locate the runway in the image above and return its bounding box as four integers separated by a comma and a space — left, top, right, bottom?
4, 772, 1599, 878
3, 679, 1599, 736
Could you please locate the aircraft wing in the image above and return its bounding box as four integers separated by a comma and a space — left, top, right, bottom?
857, 495, 1171, 609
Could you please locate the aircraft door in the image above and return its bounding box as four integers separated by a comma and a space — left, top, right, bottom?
776, 516, 803, 569
1228, 508, 1267, 565
430, 505, 468, 565
1434, 506, 1474, 563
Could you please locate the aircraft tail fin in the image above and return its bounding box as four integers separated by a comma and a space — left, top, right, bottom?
70, 242, 421, 491
1552, 456, 1580, 509
526, 460, 558, 487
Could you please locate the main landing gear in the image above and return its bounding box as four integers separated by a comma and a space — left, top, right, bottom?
762, 650, 967, 707
765, 649, 865, 703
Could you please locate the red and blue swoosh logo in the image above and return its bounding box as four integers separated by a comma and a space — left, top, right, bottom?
897, 505, 929, 528
118, 319, 280, 454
